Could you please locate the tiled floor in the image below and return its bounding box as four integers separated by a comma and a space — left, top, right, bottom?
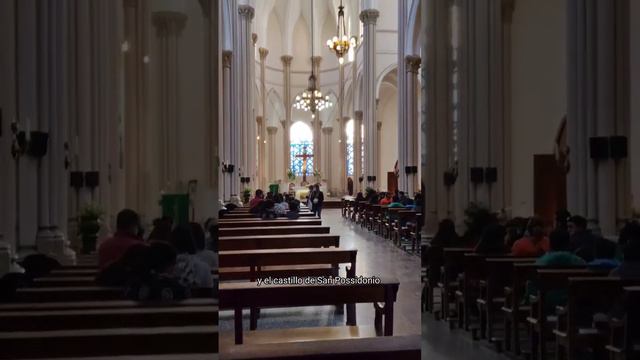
219, 209, 422, 335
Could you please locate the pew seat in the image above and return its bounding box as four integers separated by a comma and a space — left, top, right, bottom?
219, 234, 339, 251
0, 326, 219, 359
218, 220, 322, 228
219, 226, 330, 237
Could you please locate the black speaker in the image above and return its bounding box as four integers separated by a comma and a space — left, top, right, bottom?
27, 131, 49, 158
589, 137, 610, 159
371, 176, 377, 182
405, 166, 412, 175
85, 171, 99, 188
70, 171, 84, 189
470, 167, 484, 184
485, 167, 497, 184
443, 171, 457, 187
227, 164, 235, 173
411, 166, 418, 174
609, 136, 628, 159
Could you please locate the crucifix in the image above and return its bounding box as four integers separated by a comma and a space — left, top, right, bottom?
295, 145, 314, 185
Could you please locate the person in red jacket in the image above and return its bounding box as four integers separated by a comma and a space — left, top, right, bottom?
98, 209, 145, 270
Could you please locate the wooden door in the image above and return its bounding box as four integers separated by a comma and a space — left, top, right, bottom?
534, 154, 567, 228
387, 172, 398, 193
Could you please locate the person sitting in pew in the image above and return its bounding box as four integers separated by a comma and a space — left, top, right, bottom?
355, 192, 365, 202
379, 192, 393, 205
430, 219, 461, 248
96, 243, 148, 286
588, 238, 620, 271
617, 220, 640, 260
399, 191, 414, 206
98, 209, 145, 270
124, 241, 190, 301
148, 216, 173, 243
511, 217, 549, 257
249, 189, 264, 214
474, 224, 508, 255
611, 240, 640, 279
525, 230, 586, 312
171, 225, 214, 289
191, 222, 217, 271
504, 217, 527, 249
286, 195, 301, 219
273, 193, 290, 217
568, 215, 598, 262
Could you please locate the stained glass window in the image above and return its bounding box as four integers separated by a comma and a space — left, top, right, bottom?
346, 119, 354, 176
290, 121, 314, 176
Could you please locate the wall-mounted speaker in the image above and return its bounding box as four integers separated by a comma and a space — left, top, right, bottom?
371, 176, 377, 182
27, 131, 49, 158
609, 136, 628, 159
411, 166, 418, 174
589, 136, 610, 159
485, 167, 497, 184
70, 172, 84, 189
85, 171, 100, 188
470, 167, 484, 184
443, 171, 457, 187
405, 166, 412, 175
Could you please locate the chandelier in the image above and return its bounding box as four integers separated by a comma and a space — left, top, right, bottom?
294, 0, 332, 117
326, 0, 356, 64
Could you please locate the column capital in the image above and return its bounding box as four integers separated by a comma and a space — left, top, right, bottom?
280, 119, 287, 129
152, 12, 187, 36
238, 5, 255, 20
281, 55, 293, 66
355, 110, 363, 121
322, 127, 334, 135
222, 50, 233, 68
311, 56, 322, 66
256, 116, 263, 125
259, 47, 269, 61
267, 126, 278, 135
377, 121, 382, 130
252, 33, 258, 46
123, 0, 138, 9
359, 9, 380, 25
405, 55, 422, 73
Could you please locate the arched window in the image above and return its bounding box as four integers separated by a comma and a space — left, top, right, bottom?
290, 121, 314, 176
346, 119, 355, 176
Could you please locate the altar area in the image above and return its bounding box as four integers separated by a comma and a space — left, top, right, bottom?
270, 180, 329, 200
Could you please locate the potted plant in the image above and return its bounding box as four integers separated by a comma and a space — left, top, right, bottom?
78, 203, 104, 254
242, 188, 252, 204
286, 168, 296, 182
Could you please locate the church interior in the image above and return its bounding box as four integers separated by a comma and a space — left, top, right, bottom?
0, 0, 640, 359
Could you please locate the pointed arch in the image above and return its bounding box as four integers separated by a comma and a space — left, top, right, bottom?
375, 64, 398, 99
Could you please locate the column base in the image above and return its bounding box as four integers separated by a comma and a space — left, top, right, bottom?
0, 239, 25, 278
36, 227, 77, 266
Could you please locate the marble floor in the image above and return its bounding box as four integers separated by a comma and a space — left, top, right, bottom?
421, 315, 511, 360
219, 209, 422, 335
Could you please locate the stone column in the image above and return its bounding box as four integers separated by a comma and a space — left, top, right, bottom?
248, 32, 258, 188
267, 126, 278, 182
354, 111, 363, 193
360, 9, 379, 189
322, 127, 333, 190
123, 0, 147, 211
376, 121, 383, 189
337, 60, 345, 196
259, 47, 269, 189
405, 55, 421, 196
397, 0, 408, 193
236, 5, 254, 187
311, 56, 322, 175
222, 51, 235, 200
256, 115, 264, 189
281, 55, 293, 178
566, 0, 630, 235
152, 11, 186, 189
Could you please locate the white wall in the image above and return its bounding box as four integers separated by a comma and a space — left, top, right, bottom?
378, 84, 398, 191
631, 0, 640, 214
509, 0, 567, 217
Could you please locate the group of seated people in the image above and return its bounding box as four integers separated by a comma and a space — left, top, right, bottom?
431, 210, 640, 310
218, 189, 303, 220
355, 189, 423, 211
96, 209, 218, 301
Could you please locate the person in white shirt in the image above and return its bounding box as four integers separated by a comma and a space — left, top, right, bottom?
273, 193, 289, 217
190, 222, 217, 270
170, 225, 213, 288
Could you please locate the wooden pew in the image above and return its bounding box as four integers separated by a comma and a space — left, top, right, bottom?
526, 269, 608, 360
606, 286, 640, 360
0, 305, 219, 331
437, 248, 472, 322
219, 226, 330, 237
554, 278, 640, 360
220, 280, 399, 345
219, 234, 339, 251
219, 248, 357, 281
218, 219, 321, 228
478, 257, 537, 346
223, 212, 315, 219
9, 286, 216, 303
0, 325, 218, 359
0, 298, 217, 312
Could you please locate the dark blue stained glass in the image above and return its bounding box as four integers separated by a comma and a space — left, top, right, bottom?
290, 142, 314, 176
346, 143, 354, 176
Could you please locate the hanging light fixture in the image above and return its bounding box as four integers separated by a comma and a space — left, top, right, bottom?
294, 0, 332, 116
326, 0, 356, 64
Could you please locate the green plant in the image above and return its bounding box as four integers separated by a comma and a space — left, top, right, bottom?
463, 202, 496, 239
78, 203, 104, 254
364, 187, 376, 199
242, 188, 252, 203
286, 168, 296, 181
313, 169, 321, 179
